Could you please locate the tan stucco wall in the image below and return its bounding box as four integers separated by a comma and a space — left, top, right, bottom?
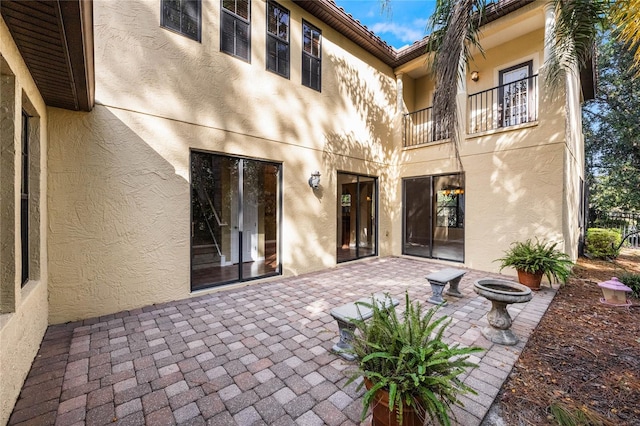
48, 0, 398, 323
0, 18, 49, 426
47, 0, 583, 323
562, 64, 586, 260
397, 11, 577, 275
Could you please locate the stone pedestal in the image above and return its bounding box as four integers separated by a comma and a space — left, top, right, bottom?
427, 282, 447, 305
482, 300, 518, 345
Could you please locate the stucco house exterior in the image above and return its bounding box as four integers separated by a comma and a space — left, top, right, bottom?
0, 0, 593, 422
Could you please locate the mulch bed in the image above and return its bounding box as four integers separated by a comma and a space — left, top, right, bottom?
498, 249, 640, 426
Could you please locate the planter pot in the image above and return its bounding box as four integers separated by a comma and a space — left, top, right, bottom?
365, 379, 423, 426
516, 270, 543, 291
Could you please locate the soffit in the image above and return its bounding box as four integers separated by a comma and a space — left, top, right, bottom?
1, 0, 95, 111
292, 0, 536, 70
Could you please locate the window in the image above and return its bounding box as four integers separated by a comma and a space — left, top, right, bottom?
21, 111, 29, 286
499, 60, 534, 127
221, 0, 250, 61
161, 0, 201, 41
266, 1, 289, 78
302, 21, 321, 91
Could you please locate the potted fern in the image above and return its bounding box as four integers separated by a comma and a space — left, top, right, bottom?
496, 237, 574, 290
346, 293, 482, 426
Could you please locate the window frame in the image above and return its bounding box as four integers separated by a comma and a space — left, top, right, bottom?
302, 20, 321, 92
498, 60, 534, 127
189, 149, 282, 291
160, 0, 202, 42
221, 0, 251, 62
402, 173, 465, 263
20, 110, 29, 286
266, 1, 290, 78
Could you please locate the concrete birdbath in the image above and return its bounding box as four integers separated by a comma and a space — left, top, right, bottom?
474, 278, 533, 346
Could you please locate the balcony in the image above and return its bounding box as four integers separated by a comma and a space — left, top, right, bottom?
468, 74, 538, 134
403, 106, 451, 148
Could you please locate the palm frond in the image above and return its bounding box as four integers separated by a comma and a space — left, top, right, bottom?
545, 0, 609, 93
427, 0, 485, 170
611, 0, 640, 76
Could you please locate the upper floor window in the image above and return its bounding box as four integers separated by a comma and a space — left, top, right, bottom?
266, 1, 290, 78
20, 111, 29, 286
221, 0, 250, 61
161, 0, 201, 41
467, 60, 538, 134
302, 21, 321, 91
499, 60, 534, 127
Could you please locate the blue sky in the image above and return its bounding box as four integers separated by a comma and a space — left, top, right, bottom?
333, 1, 436, 50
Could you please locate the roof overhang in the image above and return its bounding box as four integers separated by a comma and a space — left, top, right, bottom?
1, 0, 95, 111
580, 53, 596, 101
293, 0, 536, 69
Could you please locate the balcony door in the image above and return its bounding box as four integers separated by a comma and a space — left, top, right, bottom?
191, 151, 280, 291
500, 61, 533, 127
337, 173, 377, 262
403, 173, 464, 262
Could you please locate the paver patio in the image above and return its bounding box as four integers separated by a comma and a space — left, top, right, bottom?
8, 257, 555, 425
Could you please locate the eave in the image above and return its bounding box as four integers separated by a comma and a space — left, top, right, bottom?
292, 0, 537, 69
1, 0, 95, 111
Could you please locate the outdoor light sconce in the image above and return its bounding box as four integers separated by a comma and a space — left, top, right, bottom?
308, 171, 321, 189
471, 71, 479, 82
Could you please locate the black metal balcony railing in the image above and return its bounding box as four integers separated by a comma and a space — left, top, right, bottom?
403, 106, 451, 148
468, 74, 538, 134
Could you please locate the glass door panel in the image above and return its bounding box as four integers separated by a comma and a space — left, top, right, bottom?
500, 61, 532, 127
403, 177, 431, 257
432, 174, 464, 262
242, 161, 279, 279
191, 151, 280, 290
358, 176, 376, 257
402, 173, 464, 262
191, 153, 240, 289
337, 172, 377, 262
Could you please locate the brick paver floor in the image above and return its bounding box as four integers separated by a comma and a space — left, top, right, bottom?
8, 257, 555, 425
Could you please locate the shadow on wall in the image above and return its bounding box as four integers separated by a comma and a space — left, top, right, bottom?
92, 1, 390, 278
323, 53, 407, 250
48, 105, 189, 324
466, 79, 567, 269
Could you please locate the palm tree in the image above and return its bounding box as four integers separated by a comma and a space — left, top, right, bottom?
422, 0, 621, 162
611, 0, 640, 72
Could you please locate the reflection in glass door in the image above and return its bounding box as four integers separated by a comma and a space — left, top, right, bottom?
337, 173, 377, 262
403, 173, 464, 262
190, 151, 280, 291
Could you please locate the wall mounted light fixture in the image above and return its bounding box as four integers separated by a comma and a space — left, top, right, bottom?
308, 171, 321, 189
471, 71, 479, 82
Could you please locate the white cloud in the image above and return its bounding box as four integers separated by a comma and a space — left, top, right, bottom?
369, 21, 426, 44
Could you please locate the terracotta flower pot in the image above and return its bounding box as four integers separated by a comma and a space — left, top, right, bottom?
365, 379, 423, 426
517, 270, 543, 291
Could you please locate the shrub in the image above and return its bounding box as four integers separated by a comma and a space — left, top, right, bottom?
495, 238, 573, 285
619, 272, 640, 298
585, 228, 622, 259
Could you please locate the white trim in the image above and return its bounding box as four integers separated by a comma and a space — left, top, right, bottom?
493, 53, 540, 87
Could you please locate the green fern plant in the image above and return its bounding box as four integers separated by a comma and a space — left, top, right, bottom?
346, 292, 482, 426
496, 237, 574, 286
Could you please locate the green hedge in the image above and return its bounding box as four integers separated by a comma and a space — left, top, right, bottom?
620, 272, 640, 298
585, 228, 622, 258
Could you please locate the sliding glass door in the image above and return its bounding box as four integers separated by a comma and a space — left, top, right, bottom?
403, 173, 464, 262
191, 151, 280, 290
337, 172, 377, 262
